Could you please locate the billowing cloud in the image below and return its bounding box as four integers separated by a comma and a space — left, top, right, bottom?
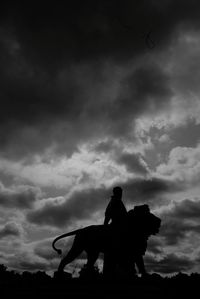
26, 176, 180, 228
0, 182, 40, 209
157, 144, 200, 187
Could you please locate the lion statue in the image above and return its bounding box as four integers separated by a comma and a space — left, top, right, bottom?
52, 205, 161, 276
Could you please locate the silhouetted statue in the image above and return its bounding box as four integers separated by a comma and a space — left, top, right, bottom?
52, 202, 161, 277
103, 204, 160, 277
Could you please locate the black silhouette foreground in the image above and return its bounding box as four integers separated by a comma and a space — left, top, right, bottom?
2, 264, 200, 299
52, 205, 161, 277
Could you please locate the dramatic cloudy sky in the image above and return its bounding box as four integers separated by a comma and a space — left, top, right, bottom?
1, 0, 200, 276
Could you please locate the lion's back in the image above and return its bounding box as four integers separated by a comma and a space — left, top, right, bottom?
76, 225, 108, 252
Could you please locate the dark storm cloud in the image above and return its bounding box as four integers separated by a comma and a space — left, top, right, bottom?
95, 140, 149, 174
1, 0, 199, 158
94, 140, 115, 153
3, 1, 200, 67
103, 63, 172, 137
122, 177, 182, 205
160, 220, 200, 246
145, 253, 194, 274
0, 183, 39, 209
33, 238, 85, 261
147, 238, 163, 255
159, 199, 200, 246
34, 239, 58, 261
116, 152, 149, 175
8, 253, 49, 272
169, 199, 200, 220
26, 187, 108, 227
0, 1, 162, 69
0, 222, 22, 239
0, 55, 171, 159
26, 176, 180, 227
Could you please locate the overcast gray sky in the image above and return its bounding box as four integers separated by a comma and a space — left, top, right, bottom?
1, 0, 200, 275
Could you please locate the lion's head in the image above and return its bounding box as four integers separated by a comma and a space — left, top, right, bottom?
127, 205, 161, 237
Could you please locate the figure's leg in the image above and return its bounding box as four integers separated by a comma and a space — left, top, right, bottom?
103, 252, 116, 277
117, 253, 135, 278
102, 252, 109, 275
86, 251, 99, 269
103, 229, 126, 277
135, 255, 146, 275
132, 262, 137, 275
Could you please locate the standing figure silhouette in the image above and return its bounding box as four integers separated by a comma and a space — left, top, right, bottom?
104, 186, 127, 227
103, 186, 128, 276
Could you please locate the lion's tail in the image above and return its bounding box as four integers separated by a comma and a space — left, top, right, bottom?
52, 229, 81, 255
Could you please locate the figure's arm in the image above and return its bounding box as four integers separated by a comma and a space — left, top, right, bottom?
104, 214, 110, 225
135, 255, 146, 275
104, 203, 111, 225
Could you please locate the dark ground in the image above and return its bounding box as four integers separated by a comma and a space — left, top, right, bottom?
1, 265, 199, 299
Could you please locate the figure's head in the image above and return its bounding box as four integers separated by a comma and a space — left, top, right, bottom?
112, 186, 123, 199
